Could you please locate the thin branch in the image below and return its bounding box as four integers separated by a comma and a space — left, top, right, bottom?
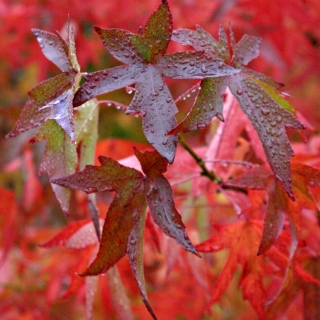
178, 134, 221, 183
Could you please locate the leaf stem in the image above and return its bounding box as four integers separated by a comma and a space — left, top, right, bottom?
178, 134, 221, 183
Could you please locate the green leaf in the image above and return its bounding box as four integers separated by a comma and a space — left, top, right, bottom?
32, 120, 77, 214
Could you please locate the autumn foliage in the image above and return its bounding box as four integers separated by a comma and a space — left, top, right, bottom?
1, 0, 320, 319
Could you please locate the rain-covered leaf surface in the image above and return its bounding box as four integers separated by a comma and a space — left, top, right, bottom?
170, 24, 305, 196
6, 19, 82, 214
73, 1, 238, 163
52, 149, 199, 319
7, 20, 80, 142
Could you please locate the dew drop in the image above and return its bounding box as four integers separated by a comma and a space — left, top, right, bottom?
236, 89, 243, 95
197, 123, 206, 129
261, 108, 270, 116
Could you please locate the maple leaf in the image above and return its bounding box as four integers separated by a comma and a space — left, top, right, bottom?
52, 148, 199, 319
73, 0, 238, 163
170, 24, 305, 197
196, 221, 266, 319
224, 164, 320, 255
41, 219, 102, 320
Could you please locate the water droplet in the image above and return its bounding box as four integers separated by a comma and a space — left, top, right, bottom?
261, 108, 270, 116
218, 61, 224, 69
236, 89, 243, 95
201, 64, 208, 73
197, 123, 206, 129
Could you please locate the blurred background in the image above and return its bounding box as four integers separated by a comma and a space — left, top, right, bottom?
1, 0, 320, 319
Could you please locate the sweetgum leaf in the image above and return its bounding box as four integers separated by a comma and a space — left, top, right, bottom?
229, 73, 304, 197
53, 150, 199, 273
225, 164, 320, 257
66, 19, 80, 72
171, 24, 305, 196
32, 120, 77, 214
94, 28, 144, 64
52, 156, 145, 274
7, 19, 81, 145
232, 34, 262, 67
7, 73, 75, 140
73, 1, 238, 163
171, 24, 230, 61
127, 68, 178, 163
134, 148, 200, 257
73, 64, 144, 107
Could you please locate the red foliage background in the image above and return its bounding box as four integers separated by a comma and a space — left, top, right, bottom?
1, 0, 320, 319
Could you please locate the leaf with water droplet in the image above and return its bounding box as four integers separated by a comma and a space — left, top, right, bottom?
171, 24, 229, 61
171, 23, 304, 197
232, 34, 262, 67
130, 0, 172, 63
32, 28, 72, 72
73, 3, 238, 163
134, 148, 200, 257
229, 73, 305, 197
127, 66, 178, 163
52, 156, 145, 274
168, 77, 227, 134
7, 18, 83, 142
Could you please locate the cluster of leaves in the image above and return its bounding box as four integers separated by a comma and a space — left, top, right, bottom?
2, 0, 320, 319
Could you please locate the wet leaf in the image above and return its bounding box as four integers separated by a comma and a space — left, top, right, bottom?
170, 24, 305, 197
73, 1, 238, 163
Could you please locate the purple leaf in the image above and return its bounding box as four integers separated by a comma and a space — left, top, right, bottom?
229, 73, 304, 198
32, 28, 72, 72
158, 51, 238, 79
232, 34, 262, 67
168, 77, 227, 134
171, 25, 229, 60
127, 67, 178, 163
134, 148, 200, 257
73, 64, 143, 107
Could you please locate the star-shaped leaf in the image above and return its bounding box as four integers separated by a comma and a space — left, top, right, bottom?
7, 20, 80, 142
224, 164, 320, 255
170, 24, 305, 197
73, 1, 238, 163
52, 148, 199, 319
6, 20, 88, 214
